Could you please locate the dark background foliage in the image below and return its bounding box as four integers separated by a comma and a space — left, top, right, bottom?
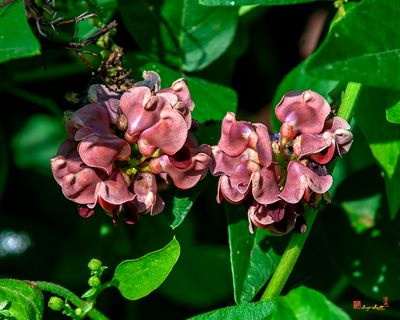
1, 0, 400, 319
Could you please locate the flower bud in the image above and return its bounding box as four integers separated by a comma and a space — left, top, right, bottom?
88, 258, 102, 272
48, 296, 64, 311
88, 275, 101, 288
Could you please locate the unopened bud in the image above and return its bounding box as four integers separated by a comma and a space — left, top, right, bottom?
48, 296, 64, 311
88, 258, 102, 272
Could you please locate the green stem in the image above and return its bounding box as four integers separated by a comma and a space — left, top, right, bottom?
34, 281, 110, 320
260, 81, 362, 301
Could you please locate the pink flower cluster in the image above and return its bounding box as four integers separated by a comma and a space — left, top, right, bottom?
211, 91, 353, 234
51, 71, 212, 224
51, 70, 352, 234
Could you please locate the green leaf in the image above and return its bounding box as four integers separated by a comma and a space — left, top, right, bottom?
0, 0, 41, 64
355, 87, 400, 219
271, 60, 339, 132
118, 0, 238, 71
11, 114, 65, 174
199, 0, 326, 6
140, 62, 238, 122
226, 203, 280, 304
112, 237, 180, 300
386, 100, 400, 124
0, 279, 44, 320
306, 0, 400, 90
282, 286, 351, 320
187, 300, 291, 320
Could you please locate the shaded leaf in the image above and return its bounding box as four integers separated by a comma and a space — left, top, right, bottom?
355, 87, 400, 219
0, 279, 44, 320
283, 286, 351, 320
11, 114, 65, 174
322, 201, 400, 302
271, 60, 338, 132
112, 237, 180, 300
226, 203, 280, 304
160, 244, 232, 308
340, 194, 381, 234
0, 0, 41, 64
306, 0, 400, 90
199, 0, 326, 6
119, 0, 238, 71
141, 62, 238, 123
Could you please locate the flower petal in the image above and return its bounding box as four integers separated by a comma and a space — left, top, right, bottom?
252, 167, 280, 205
275, 90, 331, 134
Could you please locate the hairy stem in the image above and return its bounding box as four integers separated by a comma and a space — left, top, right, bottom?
34, 281, 110, 320
260, 81, 361, 301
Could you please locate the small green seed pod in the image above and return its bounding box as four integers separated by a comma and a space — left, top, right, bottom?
48, 296, 64, 311
88, 275, 101, 288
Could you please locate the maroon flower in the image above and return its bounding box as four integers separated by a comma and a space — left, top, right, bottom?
50, 71, 211, 224
275, 90, 331, 138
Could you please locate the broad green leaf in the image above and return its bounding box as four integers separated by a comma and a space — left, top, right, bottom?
11, 114, 65, 174
118, 0, 238, 71
0, 0, 41, 64
141, 62, 237, 122
322, 202, 400, 302
112, 237, 180, 300
283, 286, 351, 320
226, 203, 280, 304
271, 61, 338, 132
386, 100, 400, 124
160, 244, 232, 307
355, 87, 400, 219
306, 0, 400, 90
341, 194, 382, 234
188, 300, 295, 320
199, 0, 327, 6
0, 279, 44, 320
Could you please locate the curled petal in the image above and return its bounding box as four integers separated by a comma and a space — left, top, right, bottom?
251, 167, 280, 205
248, 201, 285, 229
156, 151, 212, 189
158, 78, 194, 111
120, 87, 164, 143
78, 135, 131, 174
218, 175, 249, 204
279, 161, 332, 204
138, 108, 188, 156
50, 149, 101, 206
254, 123, 273, 167
93, 170, 135, 207
218, 112, 253, 157
132, 172, 159, 214
211, 146, 242, 177
293, 133, 333, 160
275, 90, 331, 134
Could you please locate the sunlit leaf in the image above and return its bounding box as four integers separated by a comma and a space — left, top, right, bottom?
0, 0, 41, 64
0, 279, 44, 320
386, 100, 400, 124
119, 0, 238, 71
283, 286, 351, 320
226, 203, 280, 304
306, 0, 400, 90
113, 237, 180, 300
187, 299, 294, 320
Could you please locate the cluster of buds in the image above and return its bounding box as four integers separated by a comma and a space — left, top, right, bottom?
50, 71, 212, 224
211, 91, 353, 234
